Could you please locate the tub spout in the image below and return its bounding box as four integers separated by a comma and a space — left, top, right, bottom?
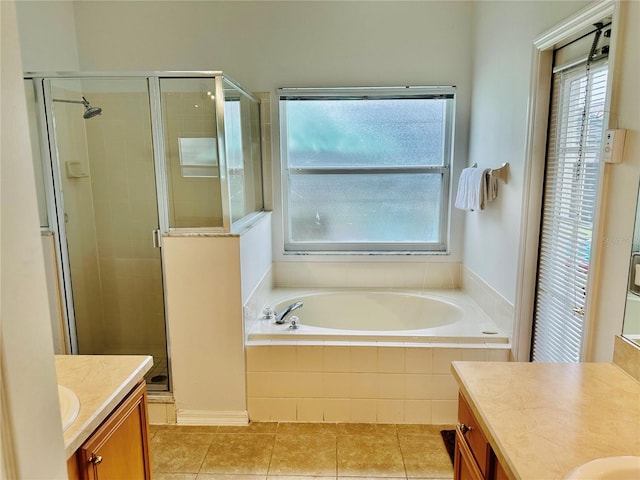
275, 301, 303, 324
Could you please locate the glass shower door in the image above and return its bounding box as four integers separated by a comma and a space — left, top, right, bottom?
47, 78, 169, 390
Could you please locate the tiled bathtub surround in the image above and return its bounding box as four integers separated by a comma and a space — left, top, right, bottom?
273, 261, 462, 289
243, 261, 464, 343
246, 344, 510, 424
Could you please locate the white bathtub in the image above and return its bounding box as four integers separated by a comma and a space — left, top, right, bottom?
247, 289, 508, 344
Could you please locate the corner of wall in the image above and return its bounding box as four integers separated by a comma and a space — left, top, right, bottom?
461, 265, 515, 342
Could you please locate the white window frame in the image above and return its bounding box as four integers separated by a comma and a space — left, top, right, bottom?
278, 86, 456, 254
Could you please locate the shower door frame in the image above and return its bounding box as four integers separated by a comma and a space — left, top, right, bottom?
26, 71, 238, 394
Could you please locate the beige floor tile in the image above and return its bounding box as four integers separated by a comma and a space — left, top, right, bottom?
269, 434, 337, 476
398, 435, 453, 478
149, 424, 160, 440
152, 425, 219, 434
197, 475, 267, 480
217, 422, 278, 434
336, 423, 397, 436
337, 477, 405, 480
151, 433, 213, 473
396, 425, 453, 436
154, 474, 197, 480
199, 434, 275, 475
268, 477, 337, 480
153, 430, 218, 445
337, 435, 405, 477
276, 422, 337, 435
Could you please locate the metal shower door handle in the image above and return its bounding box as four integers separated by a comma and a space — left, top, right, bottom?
152, 229, 162, 248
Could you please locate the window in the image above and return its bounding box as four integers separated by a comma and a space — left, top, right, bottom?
279, 87, 455, 253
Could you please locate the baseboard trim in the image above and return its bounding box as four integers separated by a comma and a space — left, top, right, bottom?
176, 409, 249, 426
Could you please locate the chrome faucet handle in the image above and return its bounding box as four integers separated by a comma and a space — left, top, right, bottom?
288, 316, 300, 329
262, 307, 275, 320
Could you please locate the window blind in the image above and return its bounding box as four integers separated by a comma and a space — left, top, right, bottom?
531, 57, 608, 362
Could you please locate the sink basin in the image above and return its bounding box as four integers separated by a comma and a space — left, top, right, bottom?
566, 456, 640, 479
58, 385, 80, 432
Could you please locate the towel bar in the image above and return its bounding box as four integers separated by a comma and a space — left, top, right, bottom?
490, 163, 509, 183
469, 162, 509, 184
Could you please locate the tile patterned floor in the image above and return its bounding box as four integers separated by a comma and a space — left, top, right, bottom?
150, 422, 454, 480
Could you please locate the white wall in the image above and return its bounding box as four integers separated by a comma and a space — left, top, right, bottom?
15, 0, 80, 72
465, 0, 590, 305
0, 0, 67, 476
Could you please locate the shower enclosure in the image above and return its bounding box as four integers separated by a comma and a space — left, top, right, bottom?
24, 72, 264, 392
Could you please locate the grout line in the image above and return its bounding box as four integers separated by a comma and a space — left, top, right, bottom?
265, 423, 278, 477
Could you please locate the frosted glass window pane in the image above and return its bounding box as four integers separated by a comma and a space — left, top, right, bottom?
289, 174, 442, 243
286, 99, 446, 168
281, 90, 453, 251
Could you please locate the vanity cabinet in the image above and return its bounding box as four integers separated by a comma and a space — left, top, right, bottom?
454, 393, 508, 480
67, 381, 151, 480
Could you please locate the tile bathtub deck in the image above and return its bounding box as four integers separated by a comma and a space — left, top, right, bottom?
150, 422, 454, 480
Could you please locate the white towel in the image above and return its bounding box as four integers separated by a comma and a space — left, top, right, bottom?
454, 167, 491, 211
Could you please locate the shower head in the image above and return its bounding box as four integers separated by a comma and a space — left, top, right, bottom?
81, 96, 102, 119
52, 96, 103, 119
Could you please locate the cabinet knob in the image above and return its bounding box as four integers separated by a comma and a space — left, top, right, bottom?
459, 423, 472, 435
90, 454, 103, 465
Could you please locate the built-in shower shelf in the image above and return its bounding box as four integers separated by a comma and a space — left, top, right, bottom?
65, 161, 88, 178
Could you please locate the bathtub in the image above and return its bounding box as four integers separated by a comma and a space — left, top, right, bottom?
247, 289, 508, 345
245, 288, 510, 423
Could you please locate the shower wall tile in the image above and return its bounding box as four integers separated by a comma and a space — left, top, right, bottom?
85, 91, 165, 356
54, 87, 105, 354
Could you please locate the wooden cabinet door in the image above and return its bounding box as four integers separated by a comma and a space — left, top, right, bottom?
79, 382, 151, 480
454, 426, 484, 480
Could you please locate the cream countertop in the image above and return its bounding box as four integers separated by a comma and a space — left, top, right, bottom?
451, 361, 640, 480
55, 355, 153, 458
